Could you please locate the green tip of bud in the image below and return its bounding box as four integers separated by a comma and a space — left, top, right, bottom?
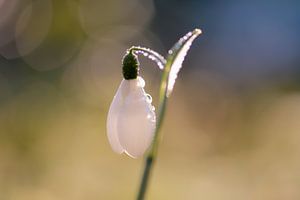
122, 51, 139, 80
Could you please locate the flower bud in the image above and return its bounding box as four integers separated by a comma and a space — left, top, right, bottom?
107, 76, 156, 158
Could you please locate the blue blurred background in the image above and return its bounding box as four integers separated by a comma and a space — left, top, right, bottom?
0, 0, 300, 199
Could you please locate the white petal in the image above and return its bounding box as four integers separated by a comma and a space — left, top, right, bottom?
117, 77, 156, 158
106, 79, 130, 154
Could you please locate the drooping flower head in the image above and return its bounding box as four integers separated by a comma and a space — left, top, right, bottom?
107, 52, 156, 158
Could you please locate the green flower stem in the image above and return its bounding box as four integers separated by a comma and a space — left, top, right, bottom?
136, 62, 170, 200
133, 29, 202, 200
128, 46, 169, 200
136, 156, 153, 200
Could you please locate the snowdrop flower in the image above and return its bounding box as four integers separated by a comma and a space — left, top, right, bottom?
107, 52, 156, 158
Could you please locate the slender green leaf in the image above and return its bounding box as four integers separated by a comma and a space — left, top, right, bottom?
135, 29, 202, 200
166, 29, 202, 96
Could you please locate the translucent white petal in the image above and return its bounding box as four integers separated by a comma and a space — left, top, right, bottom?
117, 77, 156, 158
106, 79, 130, 154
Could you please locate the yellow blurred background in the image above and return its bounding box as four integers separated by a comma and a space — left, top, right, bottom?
0, 0, 300, 199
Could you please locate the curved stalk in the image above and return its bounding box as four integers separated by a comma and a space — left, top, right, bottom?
129, 46, 166, 70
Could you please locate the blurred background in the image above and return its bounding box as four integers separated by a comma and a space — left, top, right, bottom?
0, 0, 300, 199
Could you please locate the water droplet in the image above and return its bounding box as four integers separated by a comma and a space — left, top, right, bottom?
146, 94, 152, 103
166, 29, 202, 96
130, 47, 166, 71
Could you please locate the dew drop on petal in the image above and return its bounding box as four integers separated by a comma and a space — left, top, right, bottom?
146, 94, 152, 103
137, 76, 145, 88
117, 78, 156, 158
152, 106, 155, 111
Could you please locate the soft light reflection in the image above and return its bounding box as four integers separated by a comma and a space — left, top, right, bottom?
21, 0, 84, 71
0, 0, 18, 27
0, 0, 26, 54
15, 0, 52, 57
61, 39, 127, 106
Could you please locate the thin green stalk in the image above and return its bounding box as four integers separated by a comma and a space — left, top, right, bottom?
136, 63, 170, 200
136, 156, 153, 200
135, 29, 202, 200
